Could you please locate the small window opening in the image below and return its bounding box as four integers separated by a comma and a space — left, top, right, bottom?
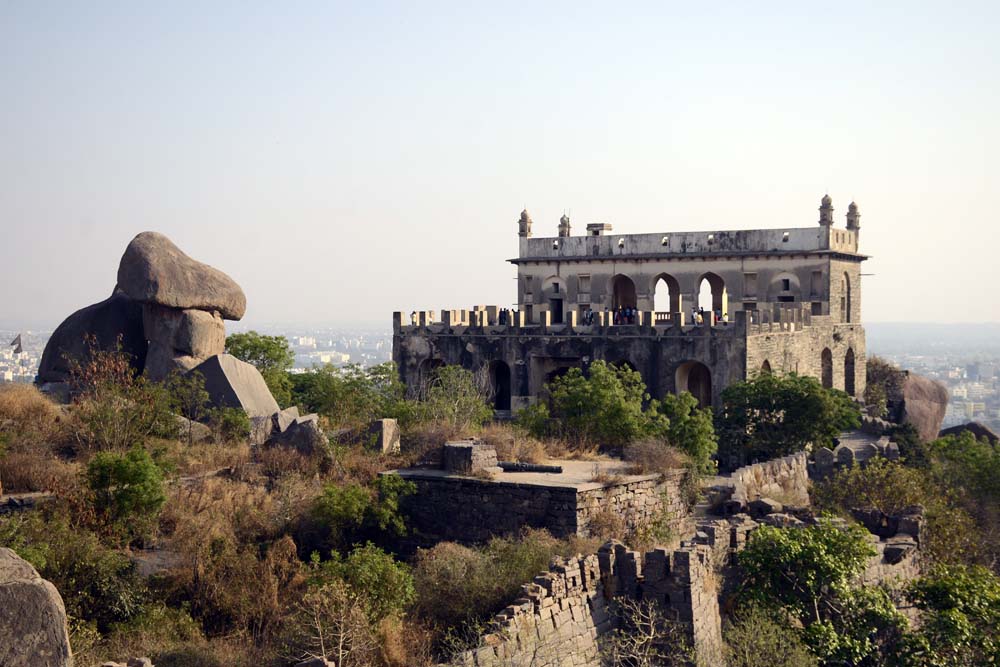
781, 279, 791, 291
707, 234, 715, 244
617, 238, 625, 248
552, 240, 559, 249
661, 236, 670, 246
782, 232, 790, 242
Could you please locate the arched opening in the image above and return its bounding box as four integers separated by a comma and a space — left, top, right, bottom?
841, 273, 852, 323
696, 272, 728, 320
490, 360, 512, 410
821, 348, 833, 389
611, 274, 637, 311
541, 276, 566, 325
653, 274, 681, 322
760, 359, 772, 375
844, 348, 856, 397
676, 360, 712, 408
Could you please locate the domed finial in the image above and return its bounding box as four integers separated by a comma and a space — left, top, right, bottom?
518, 208, 533, 238
846, 201, 861, 231
558, 212, 571, 238
819, 194, 834, 226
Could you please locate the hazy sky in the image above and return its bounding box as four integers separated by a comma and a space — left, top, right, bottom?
2, 1, 998, 329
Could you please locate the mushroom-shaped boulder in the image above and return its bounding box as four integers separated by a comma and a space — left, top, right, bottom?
117, 232, 247, 320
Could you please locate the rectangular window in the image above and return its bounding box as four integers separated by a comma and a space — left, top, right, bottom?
553, 283, 559, 293
781, 278, 791, 291
811, 302, 823, 315
578, 274, 591, 293
523, 276, 533, 294
743, 273, 758, 298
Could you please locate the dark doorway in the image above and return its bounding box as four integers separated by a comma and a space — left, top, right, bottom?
491, 361, 512, 410
844, 348, 856, 396
676, 360, 713, 407
550, 299, 564, 324
821, 348, 833, 389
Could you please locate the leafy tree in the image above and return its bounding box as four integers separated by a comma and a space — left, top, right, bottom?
312, 542, 415, 623
724, 604, 818, 667
896, 565, 1000, 666
86, 446, 166, 539
165, 370, 211, 444
291, 362, 414, 430
302, 474, 416, 555
653, 391, 717, 472
225, 331, 295, 406
716, 373, 861, 468
417, 365, 493, 432
739, 520, 906, 665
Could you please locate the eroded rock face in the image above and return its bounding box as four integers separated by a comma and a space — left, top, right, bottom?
899, 373, 949, 443
0, 548, 73, 667
37, 290, 147, 384
141, 304, 225, 380
117, 232, 246, 321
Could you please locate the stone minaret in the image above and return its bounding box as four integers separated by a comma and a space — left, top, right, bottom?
518, 209, 533, 238
818, 194, 834, 226
558, 213, 571, 238
846, 201, 861, 232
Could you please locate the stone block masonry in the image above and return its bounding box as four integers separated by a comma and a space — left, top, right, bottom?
391, 462, 692, 546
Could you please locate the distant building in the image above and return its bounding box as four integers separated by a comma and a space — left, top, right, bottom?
394, 196, 868, 411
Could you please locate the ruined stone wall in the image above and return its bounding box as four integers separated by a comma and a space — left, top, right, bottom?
745, 320, 866, 396
727, 452, 810, 506
448, 511, 923, 667
400, 473, 690, 547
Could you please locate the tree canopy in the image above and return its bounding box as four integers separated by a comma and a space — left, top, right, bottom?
224, 331, 295, 406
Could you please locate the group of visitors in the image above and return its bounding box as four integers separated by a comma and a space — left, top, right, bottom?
614, 307, 638, 325
497, 308, 515, 325
689, 307, 726, 325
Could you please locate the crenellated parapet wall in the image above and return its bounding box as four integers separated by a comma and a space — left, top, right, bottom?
447, 508, 924, 667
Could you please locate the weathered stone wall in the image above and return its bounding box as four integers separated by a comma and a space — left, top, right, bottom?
727, 452, 810, 506
399, 472, 690, 546
449, 510, 924, 667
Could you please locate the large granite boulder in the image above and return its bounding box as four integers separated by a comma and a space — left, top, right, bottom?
192, 354, 279, 418
37, 290, 147, 384
141, 304, 225, 381
939, 421, 999, 445
117, 232, 246, 321
0, 548, 73, 667
899, 373, 949, 443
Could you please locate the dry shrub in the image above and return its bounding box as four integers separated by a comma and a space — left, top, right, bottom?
378, 616, 435, 667
623, 438, 690, 475
255, 445, 324, 480
329, 443, 389, 486
153, 438, 251, 477
588, 462, 625, 485
0, 384, 66, 452
586, 508, 627, 542
478, 423, 548, 464
398, 421, 462, 467
0, 450, 78, 493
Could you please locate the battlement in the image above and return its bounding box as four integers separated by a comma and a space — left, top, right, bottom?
515, 225, 863, 263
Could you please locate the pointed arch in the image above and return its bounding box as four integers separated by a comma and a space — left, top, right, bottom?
611, 274, 637, 311
760, 359, 772, 375
821, 348, 833, 389
696, 272, 727, 319
844, 348, 856, 396
676, 360, 712, 407
652, 273, 681, 317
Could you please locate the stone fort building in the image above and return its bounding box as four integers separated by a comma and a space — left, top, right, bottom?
393, 195, 866, 412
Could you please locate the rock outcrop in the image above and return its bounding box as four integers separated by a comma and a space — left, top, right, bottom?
939, 421, 999, 444
117, 232, 246, 320
898, 373, 949, 443
37, 290, 147, 384
193, 354, 280, 418
0, 548, 73, 667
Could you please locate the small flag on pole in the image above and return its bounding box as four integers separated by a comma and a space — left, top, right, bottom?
9, 334, 22, 355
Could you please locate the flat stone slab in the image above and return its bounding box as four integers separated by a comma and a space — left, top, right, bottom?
388, 458, 660, 491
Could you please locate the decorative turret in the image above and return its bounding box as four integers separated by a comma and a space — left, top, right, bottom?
518, 209, 533, 238
818, 194, 834, 226
558, 213, 571, 238
846, 201, 861, 231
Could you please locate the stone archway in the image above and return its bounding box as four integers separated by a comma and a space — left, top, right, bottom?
652, 273, 681, 318
489, 360, 512, 410
821, 348, 833, 389
844, 348, 856, 397
612, 274, 637, 311
676, 360, 712, 407
696, 272, 728, 319
760, 359, 772, 375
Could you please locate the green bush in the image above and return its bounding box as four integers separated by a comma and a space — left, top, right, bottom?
896, 565, 1000, 666
738, 520, 906, 665
86, 445, 166, 539
312, 542, 415, 623
724, 604, 818, 667
716, 373, 861, 468
291, 362, 416, 430
0, 514, 147, 633
653, 391, 717, 473
301, 474, 416, 556
416, 365, 493, 432
209, 407, 251, 442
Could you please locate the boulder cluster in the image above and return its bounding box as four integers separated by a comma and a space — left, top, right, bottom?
37, 232, 323, 448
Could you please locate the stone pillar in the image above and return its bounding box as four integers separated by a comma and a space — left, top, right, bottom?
567, 310, 578, 329
486, 305, 499, 325
392, 311, 402, 333
418, 311, 430, 326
